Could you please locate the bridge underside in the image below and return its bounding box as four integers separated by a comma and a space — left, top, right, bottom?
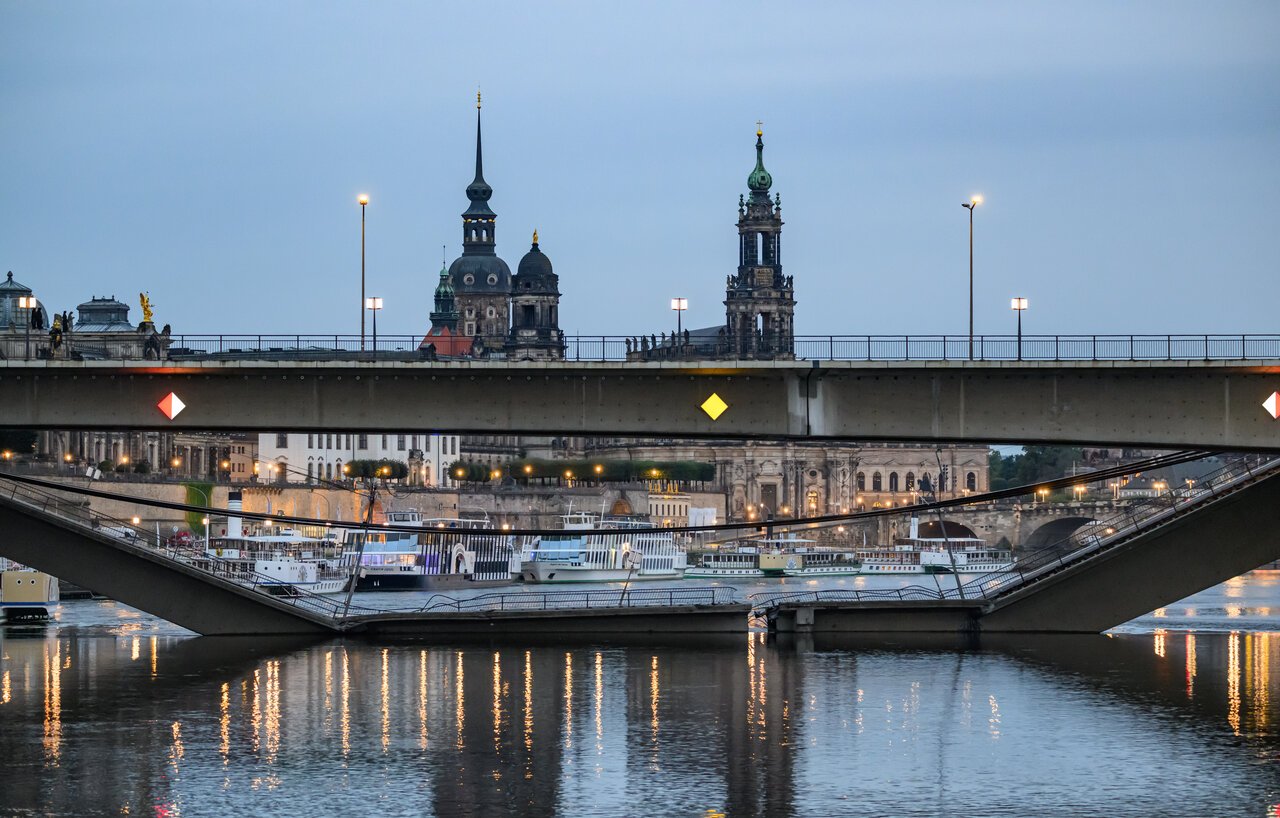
773, 472, 1280, 634
0, 496, 337, 636
2, 360, 1279, 449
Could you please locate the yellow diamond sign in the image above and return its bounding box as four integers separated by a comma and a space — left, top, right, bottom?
700, 392, 729, 421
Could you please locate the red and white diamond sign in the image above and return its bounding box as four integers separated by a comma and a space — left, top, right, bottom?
157, 392, 186, 420
1265, 392, 1280, 420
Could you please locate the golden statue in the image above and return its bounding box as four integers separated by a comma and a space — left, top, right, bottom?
139, 292, 153, 323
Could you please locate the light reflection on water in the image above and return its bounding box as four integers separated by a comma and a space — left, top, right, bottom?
0, 575, 1279, 815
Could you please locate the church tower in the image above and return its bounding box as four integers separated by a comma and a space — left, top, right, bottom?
724, 125, 794, 359
506, 231, 564, 361
448, 93, 512, 354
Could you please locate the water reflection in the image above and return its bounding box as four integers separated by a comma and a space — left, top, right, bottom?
1, 627, 1280, 816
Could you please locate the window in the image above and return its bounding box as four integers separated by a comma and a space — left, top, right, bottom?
276, 433, 288, 448
307, 434, 313, 448
424, 436, 431, 453
411, 435, 418, 450
358, 434, 368, 450
326, 434, 333, 450
856, 472, 865, 491
889, 472, 899, 492
906, 472, 916, 490
397, 434, 406, 451
486, 307, 496, 318
487, 274, 498, 286
872, 472, 882, 491
967, 471, 977, 491
381, 434, 388, 449
307, 462, 313, 481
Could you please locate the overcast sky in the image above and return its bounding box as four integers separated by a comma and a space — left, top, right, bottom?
2, 2, 1277, 339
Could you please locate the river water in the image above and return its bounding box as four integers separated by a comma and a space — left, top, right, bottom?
1, 573, 1278, 817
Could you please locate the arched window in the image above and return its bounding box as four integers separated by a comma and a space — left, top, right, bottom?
307, 461, 314, 482
325, 463, 332, 480
967, 471, 977, 491
872, 472, 882, 491
856, 472, 865, 491
906, 471, 916, 490
889, 472, 899, 492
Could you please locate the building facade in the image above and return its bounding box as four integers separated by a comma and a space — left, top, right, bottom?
256, 431, 461, 486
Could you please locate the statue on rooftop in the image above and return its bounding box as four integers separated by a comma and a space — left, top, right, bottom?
139, 292, 154, 323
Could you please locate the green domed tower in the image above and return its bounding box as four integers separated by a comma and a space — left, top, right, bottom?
725, 124, 795, 359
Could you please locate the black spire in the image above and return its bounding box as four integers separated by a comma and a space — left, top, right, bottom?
464, 92, 494, 218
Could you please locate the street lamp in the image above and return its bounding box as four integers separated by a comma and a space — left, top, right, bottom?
17, 294, 36, 359
1010, 297, 1028, 360
670, 297, 688, 338
358, 194, 369, 350
365, 297, 383, 352
961, 195, 982, 360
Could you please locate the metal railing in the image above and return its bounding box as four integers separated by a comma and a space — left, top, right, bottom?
0, 478, 354, 621
409, 586, 737, 614
749, 455, 1279, 612
158, 333, 1280, 363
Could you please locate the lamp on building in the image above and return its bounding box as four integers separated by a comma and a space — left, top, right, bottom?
961, 196, 982, 359
670, 297, 688, 338
1035, 486, 1049, 504
1072, 484, 1085, 502
1010, 297, 1029, 360
131, 516, 141, 525
365, 296, 383, 352
358, 194, 369, 350
17, 294, 37, 359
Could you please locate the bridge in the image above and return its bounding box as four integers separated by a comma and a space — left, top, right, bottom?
3, 355, 1280, 449
0, 455, 1276, 636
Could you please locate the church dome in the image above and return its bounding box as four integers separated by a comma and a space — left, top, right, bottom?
517, 234, 554, 278
449, 254, 511, 293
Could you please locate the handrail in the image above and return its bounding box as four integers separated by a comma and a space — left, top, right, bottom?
151, 333, 1280, 363
407, 586, 737, 614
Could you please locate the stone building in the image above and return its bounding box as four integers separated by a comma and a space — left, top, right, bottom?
570, 438, 989, 521
1, 273, 169, 361
257, 431, 461, 486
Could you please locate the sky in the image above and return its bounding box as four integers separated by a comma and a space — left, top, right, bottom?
2, 2, 1278, 339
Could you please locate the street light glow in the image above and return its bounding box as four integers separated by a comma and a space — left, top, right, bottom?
358, 194, 369, 206
1011, 297, 1029, 311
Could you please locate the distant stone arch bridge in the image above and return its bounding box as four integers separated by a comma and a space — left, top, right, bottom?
874, 501, 1124, 550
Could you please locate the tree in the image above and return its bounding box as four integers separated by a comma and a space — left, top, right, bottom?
345, 459, 408, 480
988, 446, 1083, 491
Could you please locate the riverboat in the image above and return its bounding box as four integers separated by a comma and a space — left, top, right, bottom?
684, 536, 861, 579
0, 559, 61, 621
201, 530, 353, 595
347, 510, 520, 591
519, 512, 687, 583
856, 518, 1014, 575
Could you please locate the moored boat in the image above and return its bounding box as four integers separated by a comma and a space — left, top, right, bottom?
856, 517, 1014, 575
685, 535, 861, 579
1, 560, 61, 620
347, 510, 520, 591
519, 512, 686, 583
200, 530, 353, 595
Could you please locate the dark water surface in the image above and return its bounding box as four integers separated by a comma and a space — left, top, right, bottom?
2, 575, 1279, 817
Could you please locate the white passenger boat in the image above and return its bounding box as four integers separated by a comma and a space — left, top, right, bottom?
0, 559, 61, 620
856, 518, 1014, 575
347, 510, 520, 591
519, 512, 687, 583
201, 530, 353, 595
685, 535, 861, 579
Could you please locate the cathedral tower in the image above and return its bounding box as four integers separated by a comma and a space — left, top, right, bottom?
506, 231, 564, 360
724, 125, 794, 359
448, 93, 512, 353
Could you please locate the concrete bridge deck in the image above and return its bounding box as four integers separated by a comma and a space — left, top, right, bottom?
3, 358, 1280, 449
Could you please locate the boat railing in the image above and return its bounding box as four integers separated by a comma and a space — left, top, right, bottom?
748, 585, 949, 610
413, 585, 738, 613
0, 478, 355, 621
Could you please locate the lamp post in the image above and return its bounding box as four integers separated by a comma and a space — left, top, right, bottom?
1010, 297, 1028, 360
670, 297, 688, 338
960, 196, 982, 359
358, 194, 369, 350
365, 297, 383, 352
18, 294, 36, 359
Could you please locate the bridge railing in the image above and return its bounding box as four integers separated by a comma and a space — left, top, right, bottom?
406, 586, 738, 614
0, 478, 353, 621
162, 333, 1280, 362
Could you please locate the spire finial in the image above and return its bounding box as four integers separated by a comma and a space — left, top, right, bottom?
532, 229, 539, 245
756, 119, 763, 137
477, 88, 482, 109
